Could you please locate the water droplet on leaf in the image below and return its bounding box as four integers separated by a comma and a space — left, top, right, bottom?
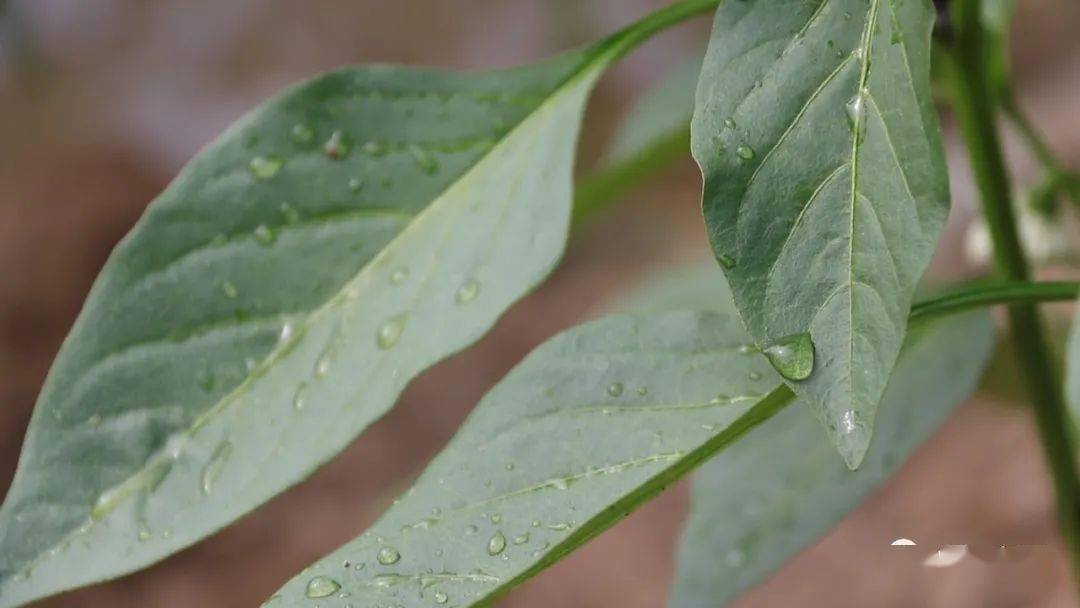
249, 155, 283, 180
455, 279, 480, 304
607, 382, 624, 397
290, 123, 314, 144
376, 313, 408, 349
253, 224, 276, 246
434, 590, 449, 604
762, 333, 815, 381
305, 576, 341, 598
487, 532, 506, 556
222, 282, 239, 299
736, 145, 755, 160
200, 441, 232, 495
324, 130, 350, 159
377, 546, 401, 565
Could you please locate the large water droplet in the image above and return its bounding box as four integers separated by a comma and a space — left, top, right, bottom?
408, 144, 439, 174
305, 576, 341, 598
324, 130, 349, 159
455, 279, 480, 304
487, 531, 507, 556
249, 155, 283, 180
762, 333, 815, 381
377, 546, 401, 565
606, 382, 624, 397
200, 441, 232, 495
736, 145, 755, 160
376, 313, 408, 349
434, 590, 449, 604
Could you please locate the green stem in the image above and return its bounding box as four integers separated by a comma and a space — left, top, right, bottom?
910, 281, 1080, 323
949, 0, 1080, 590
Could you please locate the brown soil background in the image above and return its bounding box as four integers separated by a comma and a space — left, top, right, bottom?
2, 1, 1080, 606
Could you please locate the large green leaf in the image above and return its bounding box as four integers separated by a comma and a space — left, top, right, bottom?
266, 310, 793, 607
0, 30, 636, 608
669, 309, 993, 607
692, 0, 950, 467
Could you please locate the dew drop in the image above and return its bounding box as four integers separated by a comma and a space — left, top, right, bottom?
137, 524, 151, 542
290, 123, 314, 144
376, 546, 401, 565
390, 267, 409, 284
86, 413, 103, 428
279, 322, 295, 343
222, 281, 239, 299
253, 224, 276, 246
347, 177, 364, 193
455, 278, 480, 304
249, 155, 284, 180
491, 513, 502, 524
762, 333, 815, 381
200, 441, 232, 495
513, 533, 530, 545
845, 91, 866, 135
504, 463, 515, 471
293, 381, 308, 410
465, 524, 479, 535
716, 253, 736, 269
749, 371, 762, 381
408, 144, 439, 174
324, 130, 350, 159
736, 145, 755, 161
434, 590, 449, 604
636, 386, 648, 396
376, 313, 408, 349
487, 531, 507, 556
724, 118, 736, 129
305, 575, 341, 598
606, 382, 624, 397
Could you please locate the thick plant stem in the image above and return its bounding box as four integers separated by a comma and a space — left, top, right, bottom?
949, 0, 1080, 589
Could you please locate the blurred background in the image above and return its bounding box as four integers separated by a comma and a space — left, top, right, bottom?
1, 0, 1079, 606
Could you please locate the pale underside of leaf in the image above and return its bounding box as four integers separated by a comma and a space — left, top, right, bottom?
668, 309, 994, 607
265, 310, 791, 608
0, 46, 609, 607
692, 0, 949, 467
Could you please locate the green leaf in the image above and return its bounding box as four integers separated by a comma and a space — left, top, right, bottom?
670, 309, 994, 607
266, 310, 793, 607
693, 0, 950, 467
0, 37, 617, 608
